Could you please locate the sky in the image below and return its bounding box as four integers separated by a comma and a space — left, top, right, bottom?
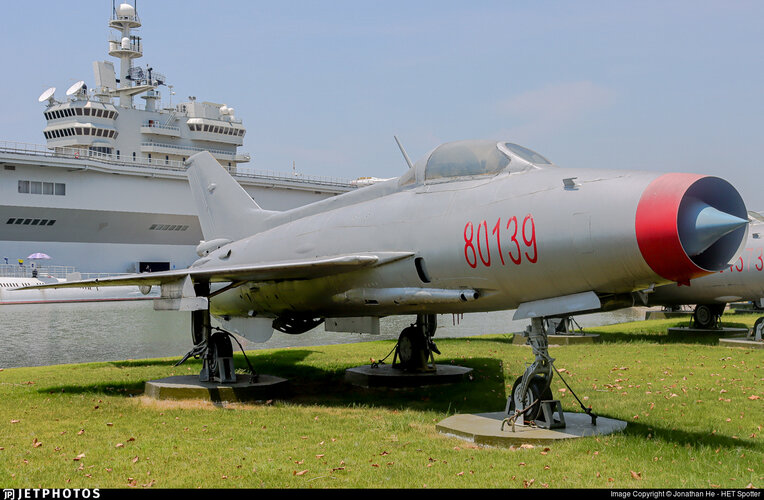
1, 1, 763, 207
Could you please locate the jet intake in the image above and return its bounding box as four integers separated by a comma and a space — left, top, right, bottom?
635, 174, 747, 285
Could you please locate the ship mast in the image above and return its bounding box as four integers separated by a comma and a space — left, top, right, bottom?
108, 1, 153, 108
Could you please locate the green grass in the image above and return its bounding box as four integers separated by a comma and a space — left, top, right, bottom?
0, 313, 761, 489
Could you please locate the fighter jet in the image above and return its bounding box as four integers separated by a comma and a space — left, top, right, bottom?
21, 139, 750, 420
647, 212, 764, 333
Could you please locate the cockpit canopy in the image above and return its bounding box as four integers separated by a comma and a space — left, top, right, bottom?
402, 140, 554, 186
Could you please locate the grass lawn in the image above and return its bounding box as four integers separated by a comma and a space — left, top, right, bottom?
0, 312, 760, 488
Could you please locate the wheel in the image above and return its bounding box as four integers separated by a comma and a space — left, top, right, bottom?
208, 332, 234, 381
753, 317, 764, 340
396, 326, 428, 371
693, 304, 715, 329
508, 375, 553, 422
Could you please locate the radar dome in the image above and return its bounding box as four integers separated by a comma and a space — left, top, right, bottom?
117, 3, 135, 17
121, 37, 130, 49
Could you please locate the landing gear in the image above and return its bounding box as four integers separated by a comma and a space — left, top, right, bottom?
692, 304, 725, 329
506, 318, 556, 424
752, 317, 764, 341
393, 314, 440, 372
505, 317, 596, 430
508, 374, 552, 421
176, 281, 256, 384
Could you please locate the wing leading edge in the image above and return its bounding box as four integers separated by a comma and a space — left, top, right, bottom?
16, 252, 415, 291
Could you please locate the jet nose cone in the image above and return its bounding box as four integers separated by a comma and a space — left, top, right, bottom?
679, 199, 749, 257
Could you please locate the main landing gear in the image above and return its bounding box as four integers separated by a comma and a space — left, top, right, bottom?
393, 314, 440, 372
692, 304, 725, 329
504, 317, 597, 431
175, 282, 258, 384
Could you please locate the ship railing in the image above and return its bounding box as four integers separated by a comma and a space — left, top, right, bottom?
140, 141, 244, 159
0, 140, 357, 188
142, 121, 181, 132
0, 264, 133, 280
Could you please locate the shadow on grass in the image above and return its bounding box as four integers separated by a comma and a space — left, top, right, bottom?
33, 347, 760, 453
619, 420, 759, 451
582, 319, 752, 345
36, 348, 509, 415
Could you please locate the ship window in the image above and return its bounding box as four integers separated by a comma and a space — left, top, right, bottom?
6, 218, 14, 224
18, 180, 29, 193
83, 108, 91, 116
39, 219, 48, 225
4, 165, 15, 170
30, 182, 42, 194
55, 183, 65, 195
75, 127, 82, 135
43, 182, 54, 195
31, 219, 39, 226
75, 108, 82, 116
23, 219, 31, 225
47, 220, 55, 225
14, 219, 23, 224
132, 152, 136, 161
149, 224, 158, 230
203, 125, 210, 132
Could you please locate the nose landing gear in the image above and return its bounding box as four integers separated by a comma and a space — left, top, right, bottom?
505, 317, 597, 430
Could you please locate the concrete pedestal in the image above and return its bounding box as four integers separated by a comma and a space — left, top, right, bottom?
436, 411, 627, 446
345, 363, 472, 388
144, 374, 289, 402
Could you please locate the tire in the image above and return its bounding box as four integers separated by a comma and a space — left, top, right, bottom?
753, 317, 764, 340
508, 375, 553, 422
209, 332, 234, 380
396, 326, 428, 371
693, 304, 715, 329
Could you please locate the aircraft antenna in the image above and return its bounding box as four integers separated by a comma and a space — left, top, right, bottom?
394, 136, 414, 169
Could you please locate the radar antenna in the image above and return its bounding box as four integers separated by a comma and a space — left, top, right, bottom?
65, 80, 87, 96
37, 87, 57, 104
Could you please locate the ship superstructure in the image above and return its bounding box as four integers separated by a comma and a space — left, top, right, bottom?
41, 2, 249, 172
1, 2, 355, 274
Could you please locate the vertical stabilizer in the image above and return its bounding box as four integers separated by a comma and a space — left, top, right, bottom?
186, 151, 276, 241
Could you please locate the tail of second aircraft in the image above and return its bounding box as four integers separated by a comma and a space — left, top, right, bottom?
186, 151, 277, 242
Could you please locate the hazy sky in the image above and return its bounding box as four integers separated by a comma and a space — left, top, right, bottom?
2, 1, 763, 207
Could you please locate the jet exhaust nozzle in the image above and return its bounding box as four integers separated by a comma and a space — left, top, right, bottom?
636, 174, 748, 284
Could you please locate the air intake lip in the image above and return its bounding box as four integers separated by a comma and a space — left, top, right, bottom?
635, 173, 748, 285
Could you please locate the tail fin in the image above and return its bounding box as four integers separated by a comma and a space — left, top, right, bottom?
186, 151, 276, 241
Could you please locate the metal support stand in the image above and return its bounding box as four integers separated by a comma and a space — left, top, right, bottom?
536, 400, 566, 429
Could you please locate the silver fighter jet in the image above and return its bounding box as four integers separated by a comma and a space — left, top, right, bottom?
22, 139, 750, 421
